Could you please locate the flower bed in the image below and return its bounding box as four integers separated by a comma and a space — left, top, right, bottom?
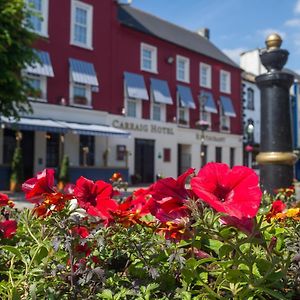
0, 163, 299, 299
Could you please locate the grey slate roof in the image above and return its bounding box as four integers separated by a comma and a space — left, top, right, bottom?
117, 5, 239, 68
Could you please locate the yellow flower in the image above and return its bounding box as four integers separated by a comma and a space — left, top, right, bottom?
286, 208, 300, 218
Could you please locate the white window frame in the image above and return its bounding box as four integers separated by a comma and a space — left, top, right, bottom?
70, 0, 93, 50
124, 83, 142, 118
200, 111, 212, 130
26, 73, 47, 102
178, 107, 189, 127
151, 102, 166, 122
69, 80, 92, 108
176, 55, 190, 83
26, 0, 49, 37
200, 63, 212, 88
140, 43, 157, 73
220, 115, 230, 132
220, 70, 231, 94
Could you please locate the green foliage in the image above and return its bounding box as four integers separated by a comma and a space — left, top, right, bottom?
10, 146, 23, 189
0, 191, 300, 299
0, 0, 37, 119
58, 155, 70, 184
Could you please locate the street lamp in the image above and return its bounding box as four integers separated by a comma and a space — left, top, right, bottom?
195, 119, 209, 168
245, 120, 254, 167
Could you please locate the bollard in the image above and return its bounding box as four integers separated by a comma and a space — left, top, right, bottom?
256, 33, 298, 194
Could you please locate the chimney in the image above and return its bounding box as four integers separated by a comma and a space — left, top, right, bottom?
197, 28, 210, 40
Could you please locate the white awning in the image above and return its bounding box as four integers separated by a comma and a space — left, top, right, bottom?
150, 78, 173, 104
220, 96, 236, 117
69, 58, 99, 86
26, 50, 54, 77
1, 117, 130, 137
124, 72, 149, 100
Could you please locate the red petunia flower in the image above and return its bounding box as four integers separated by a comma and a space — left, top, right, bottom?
71, 226, 90, 238
148, 168, 195, 222
22, 169, 56, 203
74, 177, 118, 223
266, 200, 286, 222
191, 163, 262, 219
0, 193, 14, 208
0, 220, 17, 238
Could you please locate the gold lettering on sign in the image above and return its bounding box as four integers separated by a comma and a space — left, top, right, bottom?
112, 120, 174, 135
196, 133, 225, 142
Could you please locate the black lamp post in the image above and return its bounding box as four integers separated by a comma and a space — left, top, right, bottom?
256, 33, 297, 193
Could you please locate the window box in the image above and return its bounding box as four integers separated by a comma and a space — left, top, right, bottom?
74, 95, 88, 105
178, 118, 188, 125
28, 89, 42, 98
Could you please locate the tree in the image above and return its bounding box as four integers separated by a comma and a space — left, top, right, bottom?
0, 0, 37, 120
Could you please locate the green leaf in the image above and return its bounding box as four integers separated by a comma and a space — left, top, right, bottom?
218, 244, 233, 258
34, 246, 48, 264
255, 259, 273, 276
204, 239, 223, 255
100, 289, 113, 299
257, 287, 287, 300
0, 245, 22, 260
12, 288, 21, 300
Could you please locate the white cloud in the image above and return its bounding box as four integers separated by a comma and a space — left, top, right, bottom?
257, 28, 286, 39
295, 0, 300, 14
285, 18, 300, 27
222, 48, 247, 64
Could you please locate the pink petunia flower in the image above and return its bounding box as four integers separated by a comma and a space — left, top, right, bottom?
191, 163, 262, 219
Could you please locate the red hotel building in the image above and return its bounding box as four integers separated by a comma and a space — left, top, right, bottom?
0, 0, 243, 188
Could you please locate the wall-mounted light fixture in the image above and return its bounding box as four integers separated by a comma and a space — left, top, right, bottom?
121, 107, 126, 115
166, 56, 174, 64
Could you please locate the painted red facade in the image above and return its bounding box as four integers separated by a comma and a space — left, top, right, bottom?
34, 0, 242, 134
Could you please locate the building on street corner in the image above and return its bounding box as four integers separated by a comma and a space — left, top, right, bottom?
0, 0, 243, 189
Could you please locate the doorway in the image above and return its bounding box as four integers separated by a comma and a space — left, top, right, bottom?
134, 139, 155, 183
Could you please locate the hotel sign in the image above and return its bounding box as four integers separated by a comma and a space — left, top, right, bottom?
112, 120, 174, 135
196, 133, 225, 142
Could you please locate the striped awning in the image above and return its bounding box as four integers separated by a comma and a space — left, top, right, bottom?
69, 58, 99, 86
26, 50, 54, 77
150, 78, 173, 104
177, 85, 196, 109
200, 90, 218, 113
56, 121, 130, 137
220, 96, 236, 117
1, 117, 67, 133
1, 117, 129, 137
124, 72, 149, 100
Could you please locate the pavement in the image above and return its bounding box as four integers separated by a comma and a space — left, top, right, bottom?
2, 184, 151, 210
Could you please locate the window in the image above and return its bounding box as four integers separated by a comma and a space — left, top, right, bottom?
26, 0, 48, 36
141, 43, 157, 73
178, 107, 189, 126
215, 147, 222, 163
79, 135, 95, 166
26, 73, 47, 101
127, 99, 137, 117
200, 111, 211, 130
247, 88, 254, 110
230, 148, 235, 168
3, 129, 16, 164
152, 103, 161, 121
220, 70, 231, 93
46, 133, 60, 167
220, 115, 230, 132
71, 0, 93, 49
176, 55, 190, 83
200, 63, 212, 88
70, 82, 92, 107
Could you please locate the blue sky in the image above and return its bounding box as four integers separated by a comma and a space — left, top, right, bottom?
131, 0, 300, 73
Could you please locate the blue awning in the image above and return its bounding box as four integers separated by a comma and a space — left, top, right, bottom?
220, 96, 236, 117
1, 117, 67, 133
26, 50, 54, 77
69, 58, 99, 86
124, 72, 149, 100
200, 90, 218, 113
1, 117, 130, 137
177, 85, 196, 109
150, 78, 173, 104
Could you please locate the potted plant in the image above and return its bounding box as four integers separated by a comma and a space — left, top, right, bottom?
58, 155, 70, 190
10, 146, 24, 192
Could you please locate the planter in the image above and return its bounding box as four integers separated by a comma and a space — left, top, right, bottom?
74, 96, 88, 105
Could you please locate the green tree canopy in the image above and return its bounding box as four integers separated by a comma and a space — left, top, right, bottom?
0, 0, 37, 120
